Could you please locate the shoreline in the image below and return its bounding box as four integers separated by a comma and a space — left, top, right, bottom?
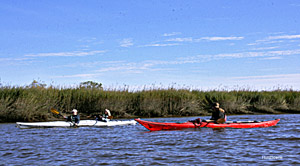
1, 112, 298, 123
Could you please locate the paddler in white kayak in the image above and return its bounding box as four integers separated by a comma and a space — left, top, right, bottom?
95, 109, 112, 122
64, 109, 80, 126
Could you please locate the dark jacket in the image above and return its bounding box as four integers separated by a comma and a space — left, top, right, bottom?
95, 114, 109, 121
210, 108, 225, 121
67, 115, 80, 124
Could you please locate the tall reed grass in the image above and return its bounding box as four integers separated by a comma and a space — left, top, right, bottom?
0, 83, 299, 122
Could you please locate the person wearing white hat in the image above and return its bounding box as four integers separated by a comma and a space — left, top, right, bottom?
65, 109, 80, 126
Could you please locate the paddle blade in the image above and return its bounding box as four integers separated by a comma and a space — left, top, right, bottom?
51, 108, 60, 115
108, 116, 113, 119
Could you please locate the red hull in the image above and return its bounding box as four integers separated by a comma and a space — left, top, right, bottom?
135, 119, 280, 131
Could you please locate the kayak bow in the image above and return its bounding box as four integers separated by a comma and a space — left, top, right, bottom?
135, 119, 280, 131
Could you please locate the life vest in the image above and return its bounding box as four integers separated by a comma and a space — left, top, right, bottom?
211, 108, 226, 123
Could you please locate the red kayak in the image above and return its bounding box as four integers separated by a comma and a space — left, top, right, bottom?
135, 119, 280, 131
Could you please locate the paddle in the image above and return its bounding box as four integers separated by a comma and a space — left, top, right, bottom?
50, 108, 65, 118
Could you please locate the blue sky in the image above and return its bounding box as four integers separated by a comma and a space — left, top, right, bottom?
1, 0, 300, 90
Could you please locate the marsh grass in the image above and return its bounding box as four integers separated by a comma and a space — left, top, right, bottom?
0, 84, 299, 122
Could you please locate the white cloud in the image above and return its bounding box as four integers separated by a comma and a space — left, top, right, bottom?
268, 34, 300, 40
268, 49, 300, 56
142, 43, 180, 47
25, 50, 106, 57
166, 36, 244, 42
180, 49, 300, 62
156, 49, 300, 66
120, 38, 133, 47
77, 37, 97, 43
0, 57, 38, 65
163, 32, 181, 37
96, 62, 152, 73
56, 48, 300, 79
199, 36, 244, 41
0, 57, 33, 62
56, 60, 125, 68
250, 46, 279, 51
232, 73, 300, 85
213, 73, 300, 90
57, 62, 154, 78
166, 37, 193, 42
249, 34, 300, 46
260, 56, 282, 60
248, 40, 284, 46
57, 73, 100, 78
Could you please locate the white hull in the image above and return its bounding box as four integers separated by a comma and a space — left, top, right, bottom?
16, 120, 137, 129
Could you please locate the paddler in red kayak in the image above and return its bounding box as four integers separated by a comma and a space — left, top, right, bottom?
205, 103, 226, 124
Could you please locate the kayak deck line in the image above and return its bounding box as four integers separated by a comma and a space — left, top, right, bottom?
225, 120, 261, 123
135, 119, 280, 131
16, 120, 137, 129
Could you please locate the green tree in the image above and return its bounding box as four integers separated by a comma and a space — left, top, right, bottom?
80, 81, 103, 90
27, 80, 47, 88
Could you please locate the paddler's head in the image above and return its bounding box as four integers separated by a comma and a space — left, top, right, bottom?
105, 109, 111, 116
213, 103, 220, 109
72, 109, 78, 115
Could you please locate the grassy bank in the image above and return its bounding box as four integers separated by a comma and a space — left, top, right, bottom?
0, 84, 300, 122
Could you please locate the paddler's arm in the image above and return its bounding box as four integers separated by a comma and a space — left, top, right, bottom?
64, 115, 72, 121
204, 120, 215, 122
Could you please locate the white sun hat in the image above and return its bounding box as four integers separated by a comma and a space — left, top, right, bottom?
105, 109, 111, 116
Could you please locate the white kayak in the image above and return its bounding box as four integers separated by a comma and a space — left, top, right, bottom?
16, 120, 137, 129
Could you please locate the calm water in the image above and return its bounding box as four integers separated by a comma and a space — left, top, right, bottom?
0, 114, 299, 165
